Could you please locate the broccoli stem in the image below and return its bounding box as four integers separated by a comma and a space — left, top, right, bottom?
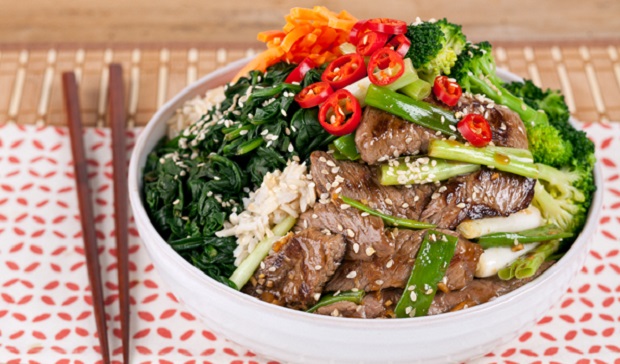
380, 157, 480, 185
477, 224, 573, 249
364, 85, 458, 136
428, 140, 539, 178
394, 230, 458, 317
306, 290, 366, 313
229, 215, 297, 290
339, 195, 435, 229
498, 239, 560, 280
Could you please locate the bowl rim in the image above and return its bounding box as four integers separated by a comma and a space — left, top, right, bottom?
128, 56, 604, 329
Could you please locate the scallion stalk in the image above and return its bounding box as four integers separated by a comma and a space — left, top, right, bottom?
306, 290, 366, 313
339, 195, 435, 229
229, 215, 297, 290
380, 156, 480, 185
399, 79, 432, 100
498, 239, 559, 280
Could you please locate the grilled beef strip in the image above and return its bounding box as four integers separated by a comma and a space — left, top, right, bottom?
420, 169, 536, 229
427, 261, 555, 315
294, 199, 392, 261
310, 151, 435, 221
242, 228, 346, 310
324, 229, 483, 293
355, 94, 529, 165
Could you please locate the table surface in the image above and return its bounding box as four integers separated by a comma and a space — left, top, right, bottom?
1, 0, 620, 45
1, 4, 620, 363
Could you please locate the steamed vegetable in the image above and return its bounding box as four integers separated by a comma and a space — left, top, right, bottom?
380, 156, 480, 185
428, 139, 538, 178
143, 62, 334, 284
399, 79, 432, 100
229, 216, 297, 290
477, 224, 573, 249
475, 244, 538, 278
457, 206, 543, 239
331, 133, 360, 160
339, 195, 435, 229
344, 57, 418, 104
306, 290, 366, 313
364, 85, 458, 136
450, 41, 573, 166
394, 231, 458, 317
504, 79, 596, 241
498, 239, 560, 280
405, 18, 467, 82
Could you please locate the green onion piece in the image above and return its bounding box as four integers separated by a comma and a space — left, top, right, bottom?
385, 58, 419, 91
428, 139, 539, 179
339, 195, 435, 229
498, 239, 560, 280
306, 290, 366, 313
235, 137, 264, 155
229, 215, 297, 290
394, 230, 458, 317
168, 236, 205, 251
364, 84, 458, 136
399, 79, 432, 100
380, 157, 480, 185
328, 144, 349, 161
477, 224, 573, 249
332, 133, 360, 161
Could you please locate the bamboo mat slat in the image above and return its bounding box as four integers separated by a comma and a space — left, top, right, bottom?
1, 45, 619, 127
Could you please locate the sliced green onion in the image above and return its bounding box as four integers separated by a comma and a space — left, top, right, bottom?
364, 84, 458, 136
235, 137, 264, 155
306, 290, 365, 313
339, 195, 435, 229
332, 133, 360, 161
428, 139, 539, 179
380, 156, 480, 185
477, 224, 573, 249
229, 215, 297, 290
498, 239, 559, 280
399, 79, 432, 100
394, 230, 458, 317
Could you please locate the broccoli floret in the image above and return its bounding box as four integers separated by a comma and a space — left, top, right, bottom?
405, 19, 467, 82
534, 162, 593, 239
451, 42, 573, 166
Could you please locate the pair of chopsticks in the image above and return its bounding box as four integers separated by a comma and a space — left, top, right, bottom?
62, 65, 130, 364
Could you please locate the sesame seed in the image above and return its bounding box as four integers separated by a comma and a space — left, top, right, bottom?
346, 271, 357, 279
314, 293, 321, 301
386, 259, 394, 268
337, 224, 344, 231
331, 167, 340, 174
425, 288, 433, 295
326, 160, 336, 167
172, 199, 180, 205
385, 198, 393, 205
319, 156, 327, 162
375, 280, 384, 285
410, 291, 418, 302
321, 169, 329, 175
361, 212, 370, 217
268, 266, 276, 272
431, 193, 441, 200
315, 265, 322, 270
312, 214, 318, 219
413, 195, 420, 202
402, 203, 409, 208
353, 243, 360, 253
346, 229, 355, 238
457, 202, 466, 208
405, 306, 412, 315
288, 143, 294, 153
365, 247, 376, 256
340, 204, 351, 210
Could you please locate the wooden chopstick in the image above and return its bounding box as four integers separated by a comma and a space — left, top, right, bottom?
62, 72, 111, 364
108, 63, 131, 364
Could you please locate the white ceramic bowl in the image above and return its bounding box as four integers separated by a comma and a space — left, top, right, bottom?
128, 57, 604, 364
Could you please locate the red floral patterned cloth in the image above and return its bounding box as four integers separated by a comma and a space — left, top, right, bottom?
0, 122, 618, 363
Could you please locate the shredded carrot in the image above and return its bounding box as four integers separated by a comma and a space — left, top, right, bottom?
233, 6, 357, 80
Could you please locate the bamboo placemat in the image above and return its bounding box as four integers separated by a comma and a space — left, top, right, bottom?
1, 44, 620, 127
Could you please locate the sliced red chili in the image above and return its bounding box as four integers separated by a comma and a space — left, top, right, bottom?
285, 57, 316, 84
366, 18, 408, 35
433, 75, 462, 107
355, 31, 389, 56
319, 89, 362, 136
457, 114, 492, 147
367, 48, 405, 86
321, 53, 367, 89
386, 34, 411, 57
294, 82, 333, 108
348, 20, 369, 44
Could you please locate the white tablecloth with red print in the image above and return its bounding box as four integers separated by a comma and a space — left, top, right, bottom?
0, 121, 618, 364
